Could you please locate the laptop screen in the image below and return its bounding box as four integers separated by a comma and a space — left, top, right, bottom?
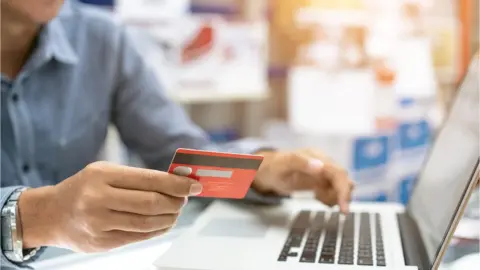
407, 56, 479, 264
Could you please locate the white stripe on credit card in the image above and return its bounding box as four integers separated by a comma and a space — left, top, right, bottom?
195, 169, 233, 178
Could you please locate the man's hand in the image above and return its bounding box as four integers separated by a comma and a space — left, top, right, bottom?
252, 149, 355, 213
18, 161, 202, 252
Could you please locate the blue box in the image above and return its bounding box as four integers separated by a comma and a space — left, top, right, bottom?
352, 135, 390, 171
398, 120, 431, 150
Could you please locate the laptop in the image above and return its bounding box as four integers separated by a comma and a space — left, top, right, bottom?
154, 59, 479, 270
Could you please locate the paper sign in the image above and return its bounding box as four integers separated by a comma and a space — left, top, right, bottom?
393, 37, 438, 98
288, 68, 376, 135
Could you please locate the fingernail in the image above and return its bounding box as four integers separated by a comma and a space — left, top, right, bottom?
183, 197, 189, 206
189, 183, 203, 196
309, 159, 324, 170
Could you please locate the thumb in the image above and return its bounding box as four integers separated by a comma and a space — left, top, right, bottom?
283, 153, 325, 175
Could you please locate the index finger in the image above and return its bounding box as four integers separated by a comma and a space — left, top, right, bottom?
102, 164, 202, 197
322, 163, 354, 213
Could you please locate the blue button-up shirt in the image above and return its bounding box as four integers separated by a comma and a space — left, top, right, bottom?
1, 2, 275, 268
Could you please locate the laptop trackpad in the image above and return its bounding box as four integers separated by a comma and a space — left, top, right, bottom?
199, 218, 268, 238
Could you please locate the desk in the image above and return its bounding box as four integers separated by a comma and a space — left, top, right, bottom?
27, 200, 479, 270
30, 233, 177, 270
29, 199, 212, 270
31, 233, 181, 270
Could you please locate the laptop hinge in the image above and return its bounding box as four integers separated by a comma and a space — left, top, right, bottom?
397, 213, 431, 270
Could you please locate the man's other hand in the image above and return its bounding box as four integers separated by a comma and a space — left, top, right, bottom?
18, 161, 202, 252
253, 149, 355, 214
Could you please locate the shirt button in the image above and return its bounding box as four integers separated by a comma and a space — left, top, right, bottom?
12, 93, 19, 102
22, 164, 30, 173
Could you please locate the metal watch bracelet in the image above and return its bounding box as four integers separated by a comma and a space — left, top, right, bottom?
1, 187, 40, 263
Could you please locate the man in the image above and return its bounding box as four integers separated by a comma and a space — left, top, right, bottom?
0, 0, 354, 269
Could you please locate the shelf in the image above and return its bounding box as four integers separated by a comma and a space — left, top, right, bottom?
167, 89, 269, 104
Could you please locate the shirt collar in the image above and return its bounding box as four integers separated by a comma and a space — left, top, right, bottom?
36, 1, 78, 65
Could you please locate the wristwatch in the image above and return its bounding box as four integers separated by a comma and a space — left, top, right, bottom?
1, 187, 39, 263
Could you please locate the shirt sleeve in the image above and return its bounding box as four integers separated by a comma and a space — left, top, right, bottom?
1, 186, 46, 270
111, 27, 282, 205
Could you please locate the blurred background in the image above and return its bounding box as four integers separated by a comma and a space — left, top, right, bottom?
80, 0, 478, 205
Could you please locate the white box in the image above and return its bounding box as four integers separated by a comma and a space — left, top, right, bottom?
115, 0, 190, 21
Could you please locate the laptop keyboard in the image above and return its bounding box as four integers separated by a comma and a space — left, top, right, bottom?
278, 211, 386, 267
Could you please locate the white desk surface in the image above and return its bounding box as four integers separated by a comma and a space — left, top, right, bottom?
30, 230, 180, 270
29, 199, 212, 270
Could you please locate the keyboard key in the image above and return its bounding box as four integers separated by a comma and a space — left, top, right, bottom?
300, 256, 315, 263
377, 260, 386, 266
359, 251, 372, 257
300, 251, 316, 259
341, 249, 353, 254
323, 246, 335, 252
319, 255, 334, 264
358, 258, 373, 266
338, 258, 354, 265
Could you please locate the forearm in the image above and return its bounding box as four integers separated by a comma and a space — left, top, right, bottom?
18, 186, 58, 249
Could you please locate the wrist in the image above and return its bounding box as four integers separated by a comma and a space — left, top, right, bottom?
252, 151, 276, 194
18, 186, 58, 249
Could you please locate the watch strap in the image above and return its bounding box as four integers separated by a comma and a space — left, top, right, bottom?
1, 187, 39, 263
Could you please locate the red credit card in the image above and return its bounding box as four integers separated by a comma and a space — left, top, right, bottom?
168, 148, 264, 199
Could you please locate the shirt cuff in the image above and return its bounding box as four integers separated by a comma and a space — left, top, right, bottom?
243, 189, 286, 205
